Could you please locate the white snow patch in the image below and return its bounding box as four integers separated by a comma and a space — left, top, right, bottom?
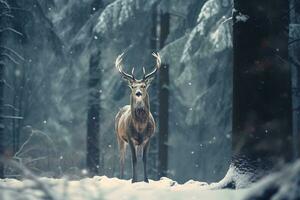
1, 161, 300, 200
94, 0, 157, 35
0, 176, 247, 200
235, 12, 249, 22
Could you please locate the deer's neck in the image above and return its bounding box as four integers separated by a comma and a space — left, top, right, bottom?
130, 94, 150, 132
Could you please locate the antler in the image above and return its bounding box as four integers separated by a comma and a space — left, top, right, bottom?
115, 53, 135, 81
143, 52, 161, 81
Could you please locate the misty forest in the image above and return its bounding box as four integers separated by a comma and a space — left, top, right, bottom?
0, 0, 300, 199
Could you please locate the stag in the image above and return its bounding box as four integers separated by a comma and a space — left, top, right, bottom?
115, 52, 161, 183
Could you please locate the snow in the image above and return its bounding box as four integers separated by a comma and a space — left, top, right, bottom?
0, 176, 246, 200
94, 0, 158, 36
1, 160, 300, 200
235, 12, 249, 22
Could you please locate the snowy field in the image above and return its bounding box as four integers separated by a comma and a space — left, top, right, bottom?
0, 161, 299, 200
0, 176, 248, 200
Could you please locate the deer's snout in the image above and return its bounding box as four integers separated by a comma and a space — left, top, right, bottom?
135, 90, 142, 97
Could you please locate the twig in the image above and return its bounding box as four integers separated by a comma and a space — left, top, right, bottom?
0, 78, 14, 90
0, 13, 13, 18
0, 46, 25, 61
3, 103, 19, 111
289, 38, 300, 45
5, 159, 59, 200
0, 53, 19, 64
15, 146, 36, 157
0, 115, 23, 119
0, 27, 23, 36
24, 156, 48, 165
0, 0, 10, 10
220, 16, 233, 26
14, 133, 34, 157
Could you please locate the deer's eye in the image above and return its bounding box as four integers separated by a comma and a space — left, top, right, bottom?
141, 85, 146, 88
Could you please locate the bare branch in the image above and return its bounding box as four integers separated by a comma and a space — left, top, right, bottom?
0, 13, 13, 18
0, 46, 25, 61
289, 38, 300, 45
14, 133, 34, 157
0, 0, 10, 10
3, 103, 19, 111
220, 16, 233, 26
5, 160, 59, 200
24, 156, 48, 165
3, 79, 13, 89
0, 27, 23, 36
0, 53, 19, 64
0, 115, 23, 119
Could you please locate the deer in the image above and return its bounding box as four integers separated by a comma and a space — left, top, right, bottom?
115, 52, 161, 183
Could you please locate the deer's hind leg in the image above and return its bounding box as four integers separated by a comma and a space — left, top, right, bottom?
118, 139, 126, 179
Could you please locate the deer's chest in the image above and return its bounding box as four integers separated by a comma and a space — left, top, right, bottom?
129, 122, 152, 145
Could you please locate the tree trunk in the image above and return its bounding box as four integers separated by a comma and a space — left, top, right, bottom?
158, 11, 170, 178
232, 0, 293, 167
0, 0, 8, 179
86, 51, 101, 176
148, 2, 159, 179
290, 0, 300, 160
0, 61, 5, 179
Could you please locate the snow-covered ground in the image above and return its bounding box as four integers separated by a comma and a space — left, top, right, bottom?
0, 176, 248, 200
1, 160, 300, 200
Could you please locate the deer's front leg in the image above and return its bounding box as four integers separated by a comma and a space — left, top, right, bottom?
142, 140, 150, 183
118, 140, 126, 179
129, 139, 137, 183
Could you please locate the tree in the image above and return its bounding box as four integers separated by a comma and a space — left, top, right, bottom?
86, 51, 101, 176
158, 10, 170, 178
0, 0, 24, 179
290, 0, 300, 159
232, 0, 293, 169
9, 0, 25, 154
0, 33, 5, 179
147, 2, 158, 179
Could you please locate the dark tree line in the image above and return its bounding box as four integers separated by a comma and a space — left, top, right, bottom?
232, 0, 293, 174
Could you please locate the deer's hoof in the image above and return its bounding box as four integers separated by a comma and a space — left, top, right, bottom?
131, 179, 137, 183
144, 178, 149, 183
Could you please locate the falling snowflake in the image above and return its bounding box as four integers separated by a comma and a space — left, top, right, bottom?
81, 169, 88, 175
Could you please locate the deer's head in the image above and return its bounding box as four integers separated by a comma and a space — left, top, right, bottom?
115, 53, 161, 110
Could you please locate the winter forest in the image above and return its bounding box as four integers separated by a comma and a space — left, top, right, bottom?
0, 0, 300, 199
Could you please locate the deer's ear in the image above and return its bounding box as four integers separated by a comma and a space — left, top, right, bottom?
127, 82, 132, 89
127, 80, 134, 89
145, 77, 155, 88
